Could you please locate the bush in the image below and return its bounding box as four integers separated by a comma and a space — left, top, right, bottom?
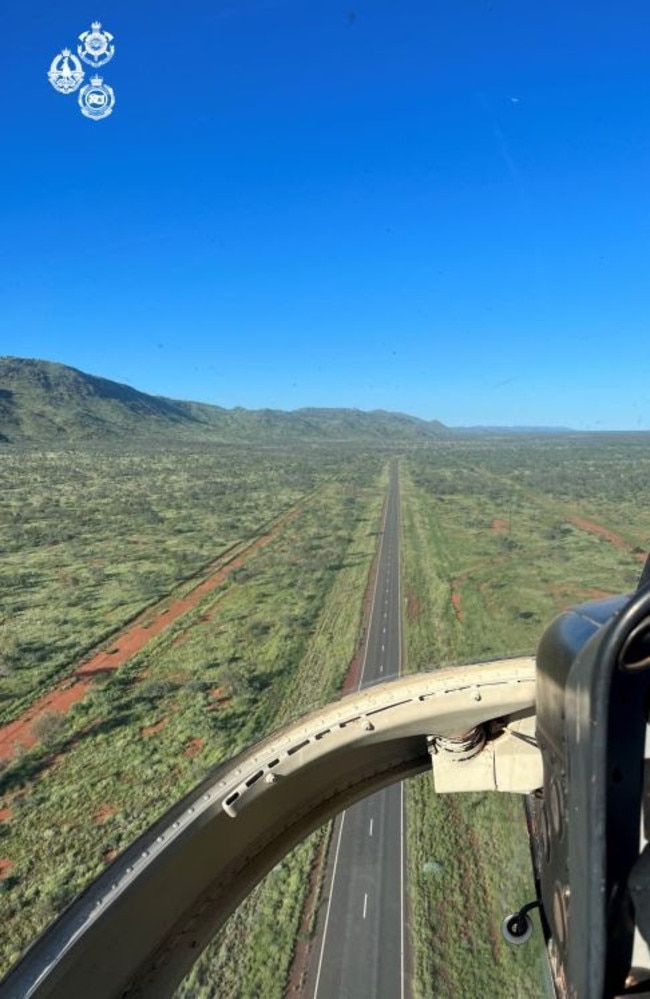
30, 711, 68, 747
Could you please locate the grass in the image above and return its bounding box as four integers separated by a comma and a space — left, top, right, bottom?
174, 472, 387, 998
0, 444, 369, 723
0, 444, 386, 982
1, 435, 649, 994
400, 441, 647, 997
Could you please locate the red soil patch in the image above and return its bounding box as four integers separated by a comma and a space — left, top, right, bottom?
0, 808, 12, 822
405, 585, 422, 620
581, 587, 616, 601
0, 859, 13, 878
548, 582, 616, 610
0, 678, 95, 762
93, 804, 116, 825
569, 515, 646, 563
72, 524, 293, 678
451, 586, 465, 622
341, 499, 386, 696
286, 836, 329, 994
0, 506, 301, 763
103, 849, 118, 864
183, 737, 204, 758
491, 518, 508, 535
141, 719, 167, 739
341, 492, 394, 698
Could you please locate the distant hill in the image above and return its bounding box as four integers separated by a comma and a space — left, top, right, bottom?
452, 425, 574, 435
0, 357, 450, 445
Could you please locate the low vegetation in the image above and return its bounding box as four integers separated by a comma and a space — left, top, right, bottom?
0, 444, 367, 725
400, 440, 646, 997
1, 431, 648, 995
0, 443, 385, 982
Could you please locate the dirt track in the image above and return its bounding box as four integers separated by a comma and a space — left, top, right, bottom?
0, 506, 302, 762
568, 514, 646, 562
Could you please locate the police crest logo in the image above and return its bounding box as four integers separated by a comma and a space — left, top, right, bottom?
78, 76, 116, 121
77, 22, 115, 68
47, 49, 85, 94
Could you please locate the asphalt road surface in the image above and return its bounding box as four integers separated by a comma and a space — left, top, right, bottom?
310, 460, 407, 999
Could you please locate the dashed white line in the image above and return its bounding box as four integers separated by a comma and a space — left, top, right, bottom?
369, 818, 374, 837
363, 892, 368, 919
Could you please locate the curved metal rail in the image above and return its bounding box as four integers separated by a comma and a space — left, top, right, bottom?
1, 658, 536, 999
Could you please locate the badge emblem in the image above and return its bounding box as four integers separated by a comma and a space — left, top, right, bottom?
47, 49, 85, 94
78, 75, 115, 120
77, 22, 115, 67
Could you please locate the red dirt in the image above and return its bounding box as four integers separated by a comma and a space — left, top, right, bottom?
451, 586, 465, 622
0, 859, 13, 878
0, 506, 301, 763
183, 737, 204, 758
582, 587, 615, 600
405, 585, 422, 620
285, 837, 329, 995
103, 849, 118, 864
0, 808, 12, 822
569, 515, 647, 563
140, 719, 167, 739
207, 688, 231, 711
0, 678, 96, 761
75, 550, 266, 678
491, 518, 508, 535
548, 582, 616, 610
93, 804, 116, 825
341, 497, 387, 696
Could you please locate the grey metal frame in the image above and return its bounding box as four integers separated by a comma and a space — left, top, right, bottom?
1, 658, 536, 999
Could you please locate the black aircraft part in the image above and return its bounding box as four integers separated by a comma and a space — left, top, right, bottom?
533, 587, 650, 997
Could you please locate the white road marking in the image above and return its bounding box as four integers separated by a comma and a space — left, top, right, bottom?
369, 818, 374, 837
400, 782, 405, 999
313, 812, 347, 998
314, 467, 404, 997
357, 489, 391, 689
396, 469, 406, 999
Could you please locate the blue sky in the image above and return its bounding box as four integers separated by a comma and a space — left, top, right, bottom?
3, 1, 650, 428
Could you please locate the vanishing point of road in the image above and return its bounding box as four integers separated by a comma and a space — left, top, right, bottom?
310, 460, 408, 999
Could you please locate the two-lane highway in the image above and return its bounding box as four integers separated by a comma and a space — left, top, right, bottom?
311, 461, 407, 998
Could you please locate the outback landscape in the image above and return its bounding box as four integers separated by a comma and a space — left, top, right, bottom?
1, 357, 649, 997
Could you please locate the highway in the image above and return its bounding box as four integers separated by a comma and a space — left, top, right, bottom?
310, 460, 407, 999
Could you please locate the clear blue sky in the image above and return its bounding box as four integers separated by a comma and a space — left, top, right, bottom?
3, 1, 650, 428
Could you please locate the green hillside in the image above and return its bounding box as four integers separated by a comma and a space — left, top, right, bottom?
0, 357, 450, 445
